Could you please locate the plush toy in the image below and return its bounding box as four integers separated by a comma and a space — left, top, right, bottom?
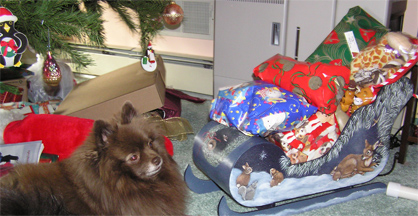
351, 87, 376, 112
340, 88, 355, 113
343, 32, 417, 115
386, 32, 417, 61
350, 32, 417, 87
340, 86, 376, 115
1, 113, 174, 160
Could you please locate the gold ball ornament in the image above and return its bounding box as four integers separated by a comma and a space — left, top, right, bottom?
163, 1, 184, 25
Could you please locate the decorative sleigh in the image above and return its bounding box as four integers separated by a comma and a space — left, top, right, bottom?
184, 5, 418, 213
185, 75, 415, 215
185, 22, 418, 214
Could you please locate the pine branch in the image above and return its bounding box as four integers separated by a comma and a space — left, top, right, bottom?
1, 0, 171, 69
1, 0, 105, 69
104, 0, 170, 54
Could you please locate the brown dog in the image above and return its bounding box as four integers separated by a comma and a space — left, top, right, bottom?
0, 102, 187, 215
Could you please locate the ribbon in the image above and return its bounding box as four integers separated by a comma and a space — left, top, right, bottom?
384, 44, 402, 59
0, 39, 18, 56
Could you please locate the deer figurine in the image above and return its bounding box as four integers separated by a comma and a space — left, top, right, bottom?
331, 140, 383, 181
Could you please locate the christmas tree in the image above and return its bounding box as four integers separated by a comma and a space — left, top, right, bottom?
0, 0, 171, 70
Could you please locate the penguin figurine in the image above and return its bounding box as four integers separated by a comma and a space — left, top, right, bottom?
0, 7, 28, 68
141, 42, 157, 72
146, 42, 156, 63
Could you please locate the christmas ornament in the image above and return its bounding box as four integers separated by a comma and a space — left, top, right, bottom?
0, 7, 28, 68
162, 1, 184, 25
43, 51, 62, 87
141, 42, 157, 72
147, 42, 156, 63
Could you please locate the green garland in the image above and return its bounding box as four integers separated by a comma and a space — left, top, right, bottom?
0, 0, 170, 70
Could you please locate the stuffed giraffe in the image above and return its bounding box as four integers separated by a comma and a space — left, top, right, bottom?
350, 32, 416, 87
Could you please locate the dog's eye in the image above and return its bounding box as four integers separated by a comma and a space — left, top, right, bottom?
129, 154, 139, 161
148, 140, 153, 147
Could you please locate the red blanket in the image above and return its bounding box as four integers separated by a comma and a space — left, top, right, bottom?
4, 114, 173, 160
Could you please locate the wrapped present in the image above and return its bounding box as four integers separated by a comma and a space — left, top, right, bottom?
210, 80, 318, 136
305, 6, 388, 66
0, 82, 23, 103
0, 100, 61, 115
268, 112, 341, 164
253, 54, 351, 114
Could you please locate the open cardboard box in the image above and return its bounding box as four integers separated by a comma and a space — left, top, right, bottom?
54, 55, 165, 120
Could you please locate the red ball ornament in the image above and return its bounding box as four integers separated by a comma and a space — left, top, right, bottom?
163, 1, 184, 25
43, 51, 62, 87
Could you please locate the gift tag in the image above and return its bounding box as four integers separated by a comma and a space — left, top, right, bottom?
344, 31, 360, 57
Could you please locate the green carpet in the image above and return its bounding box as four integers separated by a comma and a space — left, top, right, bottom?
172, 100, 418, 216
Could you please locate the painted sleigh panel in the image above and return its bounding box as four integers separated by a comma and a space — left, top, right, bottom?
190, 76, 414, 208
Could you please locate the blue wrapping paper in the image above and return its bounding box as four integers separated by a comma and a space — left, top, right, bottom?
210, 80, 318, 136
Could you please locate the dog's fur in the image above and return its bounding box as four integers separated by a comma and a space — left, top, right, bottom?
0, 102, 187, 215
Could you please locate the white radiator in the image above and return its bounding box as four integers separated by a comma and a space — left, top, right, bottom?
68, 45, 214, 96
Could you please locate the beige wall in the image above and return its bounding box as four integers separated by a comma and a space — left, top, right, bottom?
102, 0, 415, 60
403, 0, 418, 36
101, 2, 213, 59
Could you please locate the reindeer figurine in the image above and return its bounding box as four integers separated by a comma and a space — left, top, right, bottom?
331, 140, 383, 181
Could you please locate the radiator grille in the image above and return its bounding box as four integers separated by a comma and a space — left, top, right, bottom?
226, 0, 285, 4
183, 1, 211, 35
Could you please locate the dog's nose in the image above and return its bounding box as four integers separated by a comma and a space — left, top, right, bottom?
152, 156, 161, 165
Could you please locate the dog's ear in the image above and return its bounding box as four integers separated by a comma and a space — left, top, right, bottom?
94, 120, 116, 148
121, 102, 137, 124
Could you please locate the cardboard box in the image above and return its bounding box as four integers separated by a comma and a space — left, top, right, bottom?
0, 78, 28, 102
54, 56, 166, 120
